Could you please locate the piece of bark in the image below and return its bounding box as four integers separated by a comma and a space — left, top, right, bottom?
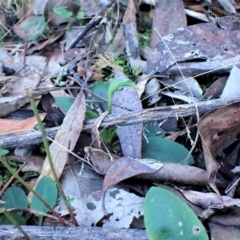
164, 55, 240, 76
0, 225, 148, 240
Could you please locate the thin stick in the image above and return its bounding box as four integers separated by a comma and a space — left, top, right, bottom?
0, 163, 26, 197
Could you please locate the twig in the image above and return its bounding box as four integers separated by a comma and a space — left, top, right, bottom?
0, 158, 69, 226
0, 163, 26, 197
1, 97, 240, 149
66, 0, 115, 50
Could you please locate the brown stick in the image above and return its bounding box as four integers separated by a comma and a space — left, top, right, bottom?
1, 97, 240, 149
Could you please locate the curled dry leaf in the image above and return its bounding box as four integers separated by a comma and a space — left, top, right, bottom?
84, 147, 119, 174
144, 78, 161, 105
103, 157, 159, 191
198, 101, 240, 194
181, 189, 240, 210
91, 111, 108, 149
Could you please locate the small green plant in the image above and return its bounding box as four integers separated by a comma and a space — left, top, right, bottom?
0, 186, 28, 225
23, 16, 47, 40
65, 196, 74, 207
76, 11, 85, 20
30, 176, 58, 225
0, 149, 9, 157
53, 6, 73, 19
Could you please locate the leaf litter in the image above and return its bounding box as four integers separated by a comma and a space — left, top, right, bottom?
1, 0, 240, 239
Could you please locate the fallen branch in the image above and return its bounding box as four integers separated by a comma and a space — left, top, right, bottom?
1, 97, 240, 149
0, 225, 147, 240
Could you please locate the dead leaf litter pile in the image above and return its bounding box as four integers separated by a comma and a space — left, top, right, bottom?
1, 0, 240, 239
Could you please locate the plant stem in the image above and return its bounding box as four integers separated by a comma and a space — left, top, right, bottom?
3, 210, 30, 240
0, 158, 68, 226
30, 97, 79, 226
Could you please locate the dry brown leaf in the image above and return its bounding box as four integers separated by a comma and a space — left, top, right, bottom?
84, 147, 119, 174
150, 0, 187, 48
112, 87, 143, 158
41, 93, 85, 178
91, 111, 108, 149
103, 157, 158, 191
0, 113, 46, 137
198, 101, 240, 194
28, 93, 86, 202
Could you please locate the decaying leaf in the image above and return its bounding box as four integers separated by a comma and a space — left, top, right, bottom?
29, 92, 86, 201
181, 189, 240, 210
148, 16, 240, 74
198, 101, 240, 194
0, 113, 46, 137
202, 76, 228, 100
112, 87, 143, 158
103, 157, 160, 191
150, 0, 186, 48
91, 111, 108, 149
69, 187, 144, 228
220, 65, 240, 100
84, 147, 119, 174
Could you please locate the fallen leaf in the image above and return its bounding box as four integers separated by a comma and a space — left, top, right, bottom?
84, 147, 119, 174
150, 0, 186, 48
198, 101, 240, 194
29, 92, 86, 201
103, 157, 159, 191
112, 87, 143, 158
91, 111, 108, 149
0, 114, 46, 137
148, 16, 240, 74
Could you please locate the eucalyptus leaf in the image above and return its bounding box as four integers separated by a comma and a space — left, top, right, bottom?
142, 137, 194, 164
108, 77, 138, 113
30, 176, 58, 225
144, 187, 209, 240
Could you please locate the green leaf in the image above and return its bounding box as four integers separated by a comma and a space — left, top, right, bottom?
107, 77, 138, 113
76, 11, 85, 20
2, 186, 28, 212
85, 106, 99, 120
100, 127, 116, 146
144, 187, 209, 240
54, 6, 73, 19
54, 96, 99, 120
30, 176, 58, 225
23, 16, 46, 41
144, 124, 165, 138
0, 149, 9, 156
54, 96, 75, 114
90, 82, 109, 112
142, 137, 194, 165
0, 212, 26, 225
23, 16, 43, 30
